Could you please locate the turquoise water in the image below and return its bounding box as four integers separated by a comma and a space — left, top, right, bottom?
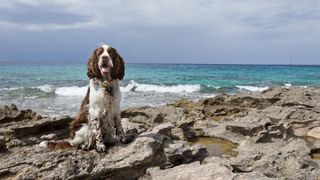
126, 64, 320, 89
0, 63, 319, 116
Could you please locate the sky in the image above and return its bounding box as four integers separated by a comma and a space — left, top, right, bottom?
0, 0, 320, 65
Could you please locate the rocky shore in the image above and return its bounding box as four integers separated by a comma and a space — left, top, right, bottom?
0, 86, 320, 179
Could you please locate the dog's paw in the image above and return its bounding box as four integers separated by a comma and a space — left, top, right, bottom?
81, 144, 91, 151
96, 143, 106, 152
116, 128, 124, 136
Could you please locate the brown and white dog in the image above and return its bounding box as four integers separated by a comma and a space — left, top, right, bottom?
40, 44, 126, 152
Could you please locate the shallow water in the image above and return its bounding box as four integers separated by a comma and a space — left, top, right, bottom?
188, 136, 238, 158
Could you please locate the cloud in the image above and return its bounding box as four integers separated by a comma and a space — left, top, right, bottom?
1, 0, 320, 64
1, 0, 320, 33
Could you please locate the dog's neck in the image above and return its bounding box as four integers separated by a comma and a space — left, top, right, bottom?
103, 73, 112, 83
92, 78, 115, 96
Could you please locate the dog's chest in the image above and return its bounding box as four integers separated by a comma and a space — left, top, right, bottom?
88, 79, 119, 118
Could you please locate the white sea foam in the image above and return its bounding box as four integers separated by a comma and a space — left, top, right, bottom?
26, 96, 38, 99
121, 80, 137, 92
284, 83, 307, 89
36, 84, 54, 93
120, 80, 201, 93
0, 87, 21, 91
284, 83, 292, 87
207, 85, 221, 89
55, 86, 88, 96
236, 86, 269, 92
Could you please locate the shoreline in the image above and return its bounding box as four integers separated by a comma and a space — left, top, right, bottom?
2, 63, 320, 117
0, 86, 320, 179
1, 85, 317, 117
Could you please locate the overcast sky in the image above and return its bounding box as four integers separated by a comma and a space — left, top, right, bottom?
0, 0, 319, 64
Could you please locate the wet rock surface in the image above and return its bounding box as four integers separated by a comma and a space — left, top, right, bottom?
0, 86, 320, 179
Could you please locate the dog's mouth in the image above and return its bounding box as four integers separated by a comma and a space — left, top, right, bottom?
100, 63, 111, 74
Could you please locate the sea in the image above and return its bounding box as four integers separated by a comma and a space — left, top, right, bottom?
0, 63, 320, 116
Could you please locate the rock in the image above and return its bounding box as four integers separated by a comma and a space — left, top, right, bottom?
162, 140, 207, 168
307, 127, 320, 139
0, 105, 72, 148
0, 136, 163, 179
141, 159, 270, 180
144, 123, 174, 137
121, 118, 146, 134
0, 123, 207, 179
0, 104, 41, 124
0, 136, 7, 152
121, 106, 187, 128
171, 127, 184, 140
40, 133, 57, 140
141, 161, 234, 180
231, 138, 320, 179
1, 87, 320, 179
4, 116, 72, 148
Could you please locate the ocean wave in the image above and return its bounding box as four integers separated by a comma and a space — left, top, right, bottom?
1, 85, 55, 94
121, 80, 201, 93
0, 86, 55, 98
236, 86, 269, 92
0, 83, 274, 98
199, 84, 221, 93
36, 84, 55, 93
55, 86, 88, 96
284, 83, 292, 87
0, 87, 22, 91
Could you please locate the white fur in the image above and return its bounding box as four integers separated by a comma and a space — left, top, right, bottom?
99, 44, 113, 68
39, 141, 48, 148
69, 124, 91, 147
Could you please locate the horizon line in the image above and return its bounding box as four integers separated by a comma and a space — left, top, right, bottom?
0, 61, 320, 66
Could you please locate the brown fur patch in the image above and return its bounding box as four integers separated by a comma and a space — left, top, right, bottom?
87, 47, 104, 79
70, 87, 90, 138
108, 47, 125, 80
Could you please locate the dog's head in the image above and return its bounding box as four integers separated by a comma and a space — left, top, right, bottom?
87, 44, 125, 81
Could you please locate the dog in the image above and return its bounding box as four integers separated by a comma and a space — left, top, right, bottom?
40, 44, 127, 152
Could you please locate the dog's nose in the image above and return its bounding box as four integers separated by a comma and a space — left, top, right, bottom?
102, 56, 113, 68
102, 56, 109, 61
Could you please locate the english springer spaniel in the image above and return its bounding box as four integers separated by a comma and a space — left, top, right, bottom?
40, 44, 127, 152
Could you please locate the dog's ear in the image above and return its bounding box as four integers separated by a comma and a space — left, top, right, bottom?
87, 47, 103, 79
108, 47, 125, 80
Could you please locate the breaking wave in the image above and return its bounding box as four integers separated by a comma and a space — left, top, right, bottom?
120, 80, 201, 93
0, 81, 279, 98
236, 86, 269, 92
55, 86, 88, 96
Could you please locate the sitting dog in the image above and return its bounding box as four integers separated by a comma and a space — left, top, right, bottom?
40, 44, 127, 152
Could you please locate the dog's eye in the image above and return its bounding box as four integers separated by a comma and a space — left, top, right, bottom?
96, 48, 104, 55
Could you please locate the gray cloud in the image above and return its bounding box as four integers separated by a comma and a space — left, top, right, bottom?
0, 0, 320, 64
1, 0, 319, 32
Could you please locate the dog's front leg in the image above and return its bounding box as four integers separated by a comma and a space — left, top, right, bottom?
89, 117, 106, 152
115, 113, 129, 144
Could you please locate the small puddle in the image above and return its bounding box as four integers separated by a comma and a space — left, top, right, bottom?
188, 136, 238, 158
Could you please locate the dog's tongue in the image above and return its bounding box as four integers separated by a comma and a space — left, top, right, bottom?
101, 67, 110, 73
